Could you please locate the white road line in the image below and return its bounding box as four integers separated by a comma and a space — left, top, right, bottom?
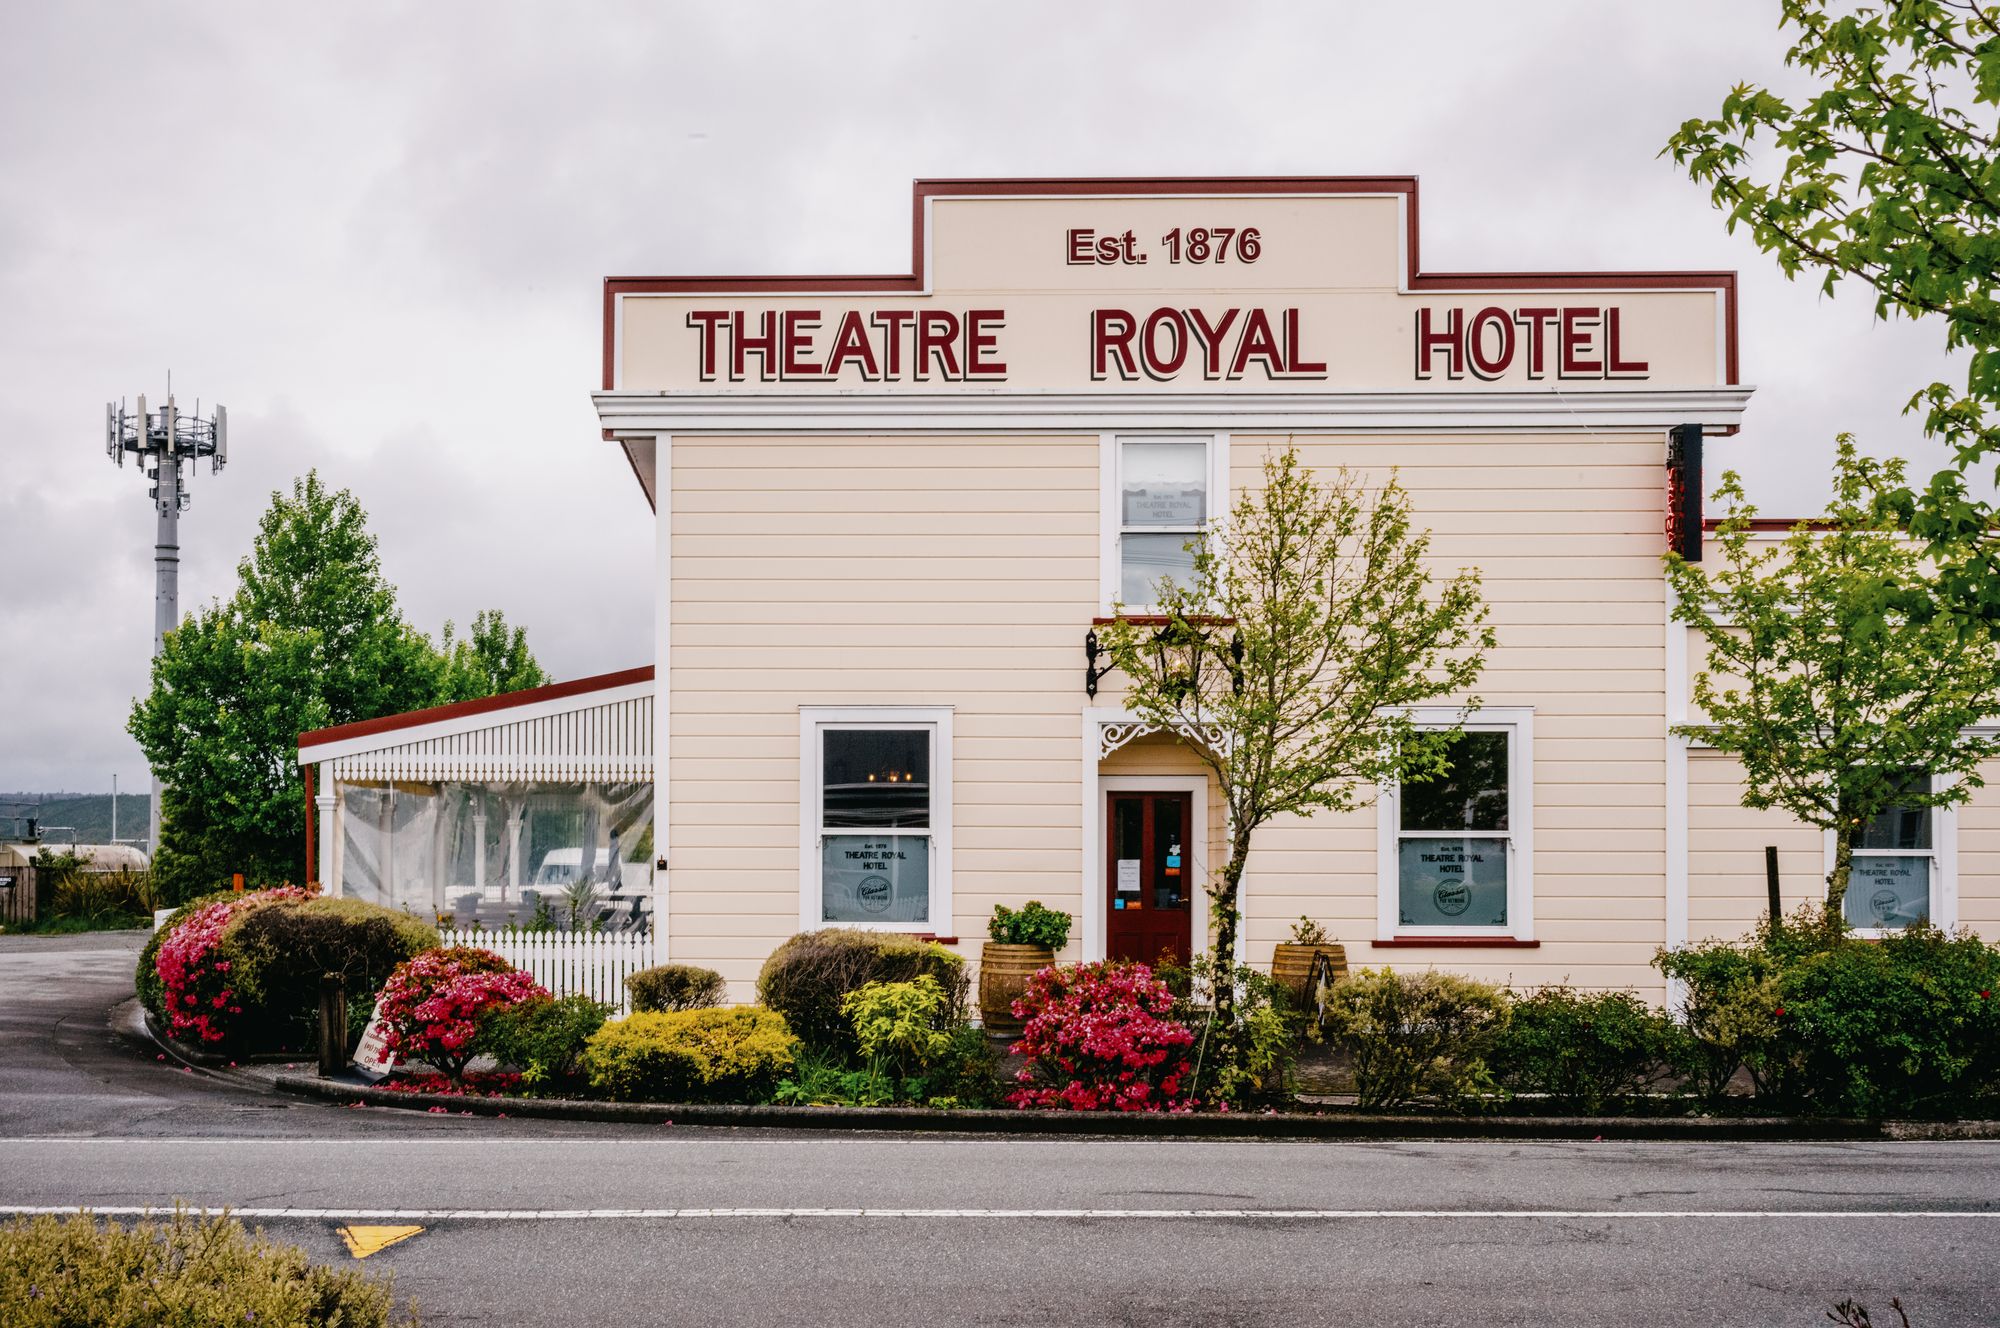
0, 1206, 1994, 1221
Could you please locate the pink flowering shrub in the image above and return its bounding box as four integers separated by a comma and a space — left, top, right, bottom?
1006, 961, 1196, 1112
376, 948, 547, 1085
153, 887, 310, 1045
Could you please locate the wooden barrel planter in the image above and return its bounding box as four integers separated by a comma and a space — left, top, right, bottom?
979, 943, 1054, 1037
1269, 942, 1349, 1006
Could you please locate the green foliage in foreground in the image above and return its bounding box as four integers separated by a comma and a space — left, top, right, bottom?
1321, 969, 1510, 1112
129, 472, 549, 903
1667, 445, 2000, 916
986, 900, 1073, 949
1659, 908, 2000, 1117
0, 1209, 416, 1326
479, 994, 609, 1094
755, 928, 967, 1056
773, 975, 997, 1108
1490, 986, 1676, 1114
1665, 1, 2000, 621
627, 963, 727, 1013
1095, 448, 1491, 1018
583, 1007, 800, 1103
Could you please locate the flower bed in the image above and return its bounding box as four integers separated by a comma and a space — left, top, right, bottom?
1007, 961, 1196, 1112
142, 888, 436, 1052
374, 1071, 525, 1098
375, 947, 548, 1085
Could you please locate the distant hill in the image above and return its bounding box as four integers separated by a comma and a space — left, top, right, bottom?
0, 793, 152, 848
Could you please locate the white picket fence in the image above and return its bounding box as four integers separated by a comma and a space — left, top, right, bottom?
438, 927, 656, 1014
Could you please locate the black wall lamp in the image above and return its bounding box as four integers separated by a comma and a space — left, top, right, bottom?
1084, 629, 1113, 699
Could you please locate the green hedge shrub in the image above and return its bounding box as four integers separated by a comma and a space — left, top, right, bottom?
583, 1008, 801, 1103
1655, 935, 1789, 1105
1322, 968, 1510, 1111
756, 929, 967, 1055
228, 897, 440, 1046
627, 963, 727, 1013
478, 994, 610, 1094
1165, 960, 1302, 1110
1657, 911, 2000, 1116
0, 1210, 413, 1327
1490, 986, 1674, 1113
775, 975, 998, 1107
1776, 925, 1998, 1116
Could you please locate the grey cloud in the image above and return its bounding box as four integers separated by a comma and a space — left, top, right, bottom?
0, 0, 1984, 790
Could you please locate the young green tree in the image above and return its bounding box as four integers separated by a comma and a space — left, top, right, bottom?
438, 609, 551, 703
1095, 448, 1492, 1015
1664, 0, 2000, 613
1667, 441, 2000, 917
129, 473, 548, 901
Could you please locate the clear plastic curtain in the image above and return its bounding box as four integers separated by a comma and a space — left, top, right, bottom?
336, 780, 653, 925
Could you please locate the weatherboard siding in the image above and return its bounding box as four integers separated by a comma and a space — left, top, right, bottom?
665, 429, 1686, 1001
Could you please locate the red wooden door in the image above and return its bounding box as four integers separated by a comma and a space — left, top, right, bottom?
1106, 791, 1193, 967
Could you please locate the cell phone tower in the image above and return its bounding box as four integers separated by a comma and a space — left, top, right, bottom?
106, 391, 228, 855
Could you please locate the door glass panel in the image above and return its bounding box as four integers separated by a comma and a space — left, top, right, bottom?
1398, 836, 1508, 927
1152, 797, 1186, 910
1111, 798, 1144, 912
1845, 855, 1930, 929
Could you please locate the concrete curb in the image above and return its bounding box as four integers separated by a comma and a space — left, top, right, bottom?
269, 1072, 2000, 1141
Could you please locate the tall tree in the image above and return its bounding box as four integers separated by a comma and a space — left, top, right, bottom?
438, 609, 551, 703
1664, 0, 2000, 613
1096, 448, 1492, 1015
1667, 442, 2000, 915
130, 472, 548, 901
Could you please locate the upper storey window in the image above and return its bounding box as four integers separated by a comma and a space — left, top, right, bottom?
1115, 436, 1212, 609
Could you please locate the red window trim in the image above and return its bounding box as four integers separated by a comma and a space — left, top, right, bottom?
1369, 937, 1541, 949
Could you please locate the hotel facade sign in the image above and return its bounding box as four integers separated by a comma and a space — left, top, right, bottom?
604, 179, 1736, 398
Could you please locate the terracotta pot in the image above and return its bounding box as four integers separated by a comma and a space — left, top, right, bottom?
1270, 942, 1349, 1005
979, 942, 1055, 1037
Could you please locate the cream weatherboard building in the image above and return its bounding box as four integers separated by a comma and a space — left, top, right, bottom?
298, 177, 2000, 1002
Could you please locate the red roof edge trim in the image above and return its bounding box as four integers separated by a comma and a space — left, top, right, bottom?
297, 666, 654, 752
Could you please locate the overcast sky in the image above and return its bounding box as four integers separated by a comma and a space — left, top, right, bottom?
0, 2, 1977, 795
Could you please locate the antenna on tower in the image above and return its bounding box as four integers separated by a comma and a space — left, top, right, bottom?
105, 388, 230, 856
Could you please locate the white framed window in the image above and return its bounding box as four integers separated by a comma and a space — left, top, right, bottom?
798, 706, 953, 931
1377, 707, 1535, 940
1826, 770, 1956, 934
1100, 433, 1229, 612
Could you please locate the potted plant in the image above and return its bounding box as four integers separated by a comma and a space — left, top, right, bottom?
1270, 916, 1347, 1008
980, 901, 1072, 1037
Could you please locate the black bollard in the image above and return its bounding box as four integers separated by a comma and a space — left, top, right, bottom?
317, 977, 348, 1076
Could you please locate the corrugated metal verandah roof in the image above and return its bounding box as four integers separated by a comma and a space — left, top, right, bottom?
296, 666, 653, 784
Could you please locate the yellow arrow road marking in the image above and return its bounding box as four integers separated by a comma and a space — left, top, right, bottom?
338, 1224, 424, 1258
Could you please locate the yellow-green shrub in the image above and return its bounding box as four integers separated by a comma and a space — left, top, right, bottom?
1322, 968, 1511, 1110
756, 928, 966, 1055
583, 1008, 800, 1103
0, 1210, 415, 1327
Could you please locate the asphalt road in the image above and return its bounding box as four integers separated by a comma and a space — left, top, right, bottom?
3, 932, 1998, 1327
